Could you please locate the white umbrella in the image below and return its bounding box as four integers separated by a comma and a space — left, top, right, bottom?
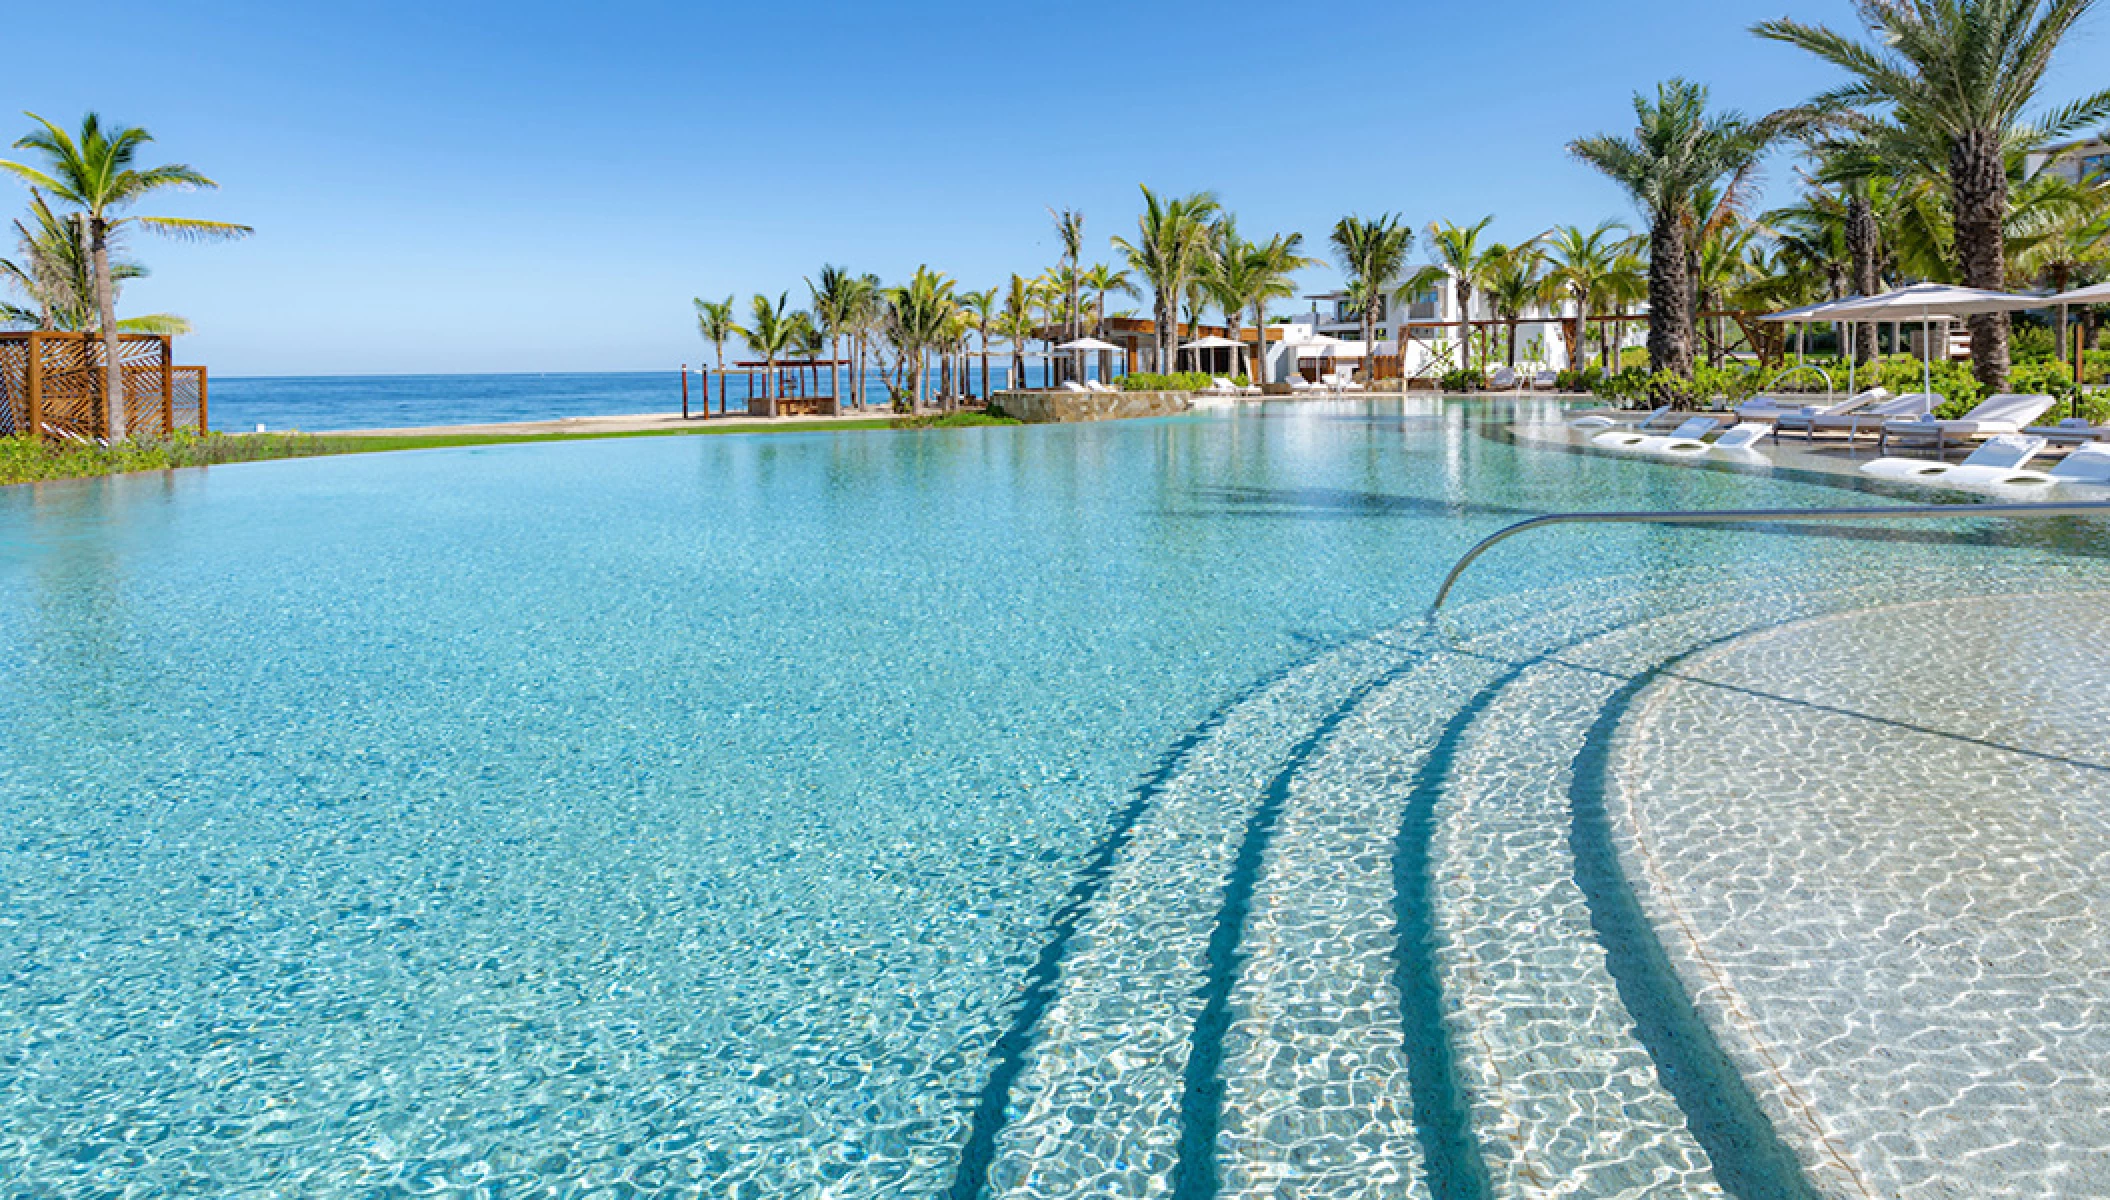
1056, 336, 1121, 386
1820, 283, 2045, 397
1759, 296, 1865, 391
1183, 334, 1245, 375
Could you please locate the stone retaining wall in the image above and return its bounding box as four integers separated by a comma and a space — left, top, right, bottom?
993, 389, 1192, 424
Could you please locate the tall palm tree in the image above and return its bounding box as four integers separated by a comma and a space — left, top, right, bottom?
1571, 80, 1789, 377
1050, 207, 1085, 348
1482, 243, 1551, 366
1246, 233, 1316, 384
1403, 218, 1498, 370
1079, 262, 1136, 382
2, 190, 189, 333
962, 286, 998, 400
1756, 0, 2110, 390
1329, 213, 1413, 356
740, 292, 796, 402
1111, 185, 1221, 372
999, 273, 1036, 391
693, 295, 737, 412
1542, 220, 1627, 371
2, 113, 252, 438
806, 265, 861, 406
2014, 174, 2110, 357
882, 266, 956, 411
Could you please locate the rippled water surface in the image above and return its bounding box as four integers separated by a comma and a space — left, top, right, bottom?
3, 398, 2107, 1198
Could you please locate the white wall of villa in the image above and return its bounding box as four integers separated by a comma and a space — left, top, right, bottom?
1278, 272, 1641, 380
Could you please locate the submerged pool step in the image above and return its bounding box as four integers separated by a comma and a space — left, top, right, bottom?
1427, 601, 1747, 1199
1209, 651, 1502, 1200
983, 629, 1424, 1200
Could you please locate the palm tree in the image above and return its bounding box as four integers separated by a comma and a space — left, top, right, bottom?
1571, 80, 1789, 377
740, 292, 796, 403
1755, 0, 2110, 390
1542, 221, 1628, 371
1482, 243, 1550, 366
962, 286, 998, 400
1000, 273, 1036, 391
2014, 174, 2110, 357
1246, 233, 1315, 384
693, 295, 737, 413
1329, 213, 1413, 357
882, 266, 956, 411
2, 113, 252, 439
1079, 262, 1136, 382
1111, 186, 1221, 372
807, 266, 863, 407
1051, 207, 1085, 350
2, 190, 190, 333
1402, 218, 1497, 371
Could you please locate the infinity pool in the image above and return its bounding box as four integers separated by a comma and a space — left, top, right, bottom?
4, 398, 2107, 1198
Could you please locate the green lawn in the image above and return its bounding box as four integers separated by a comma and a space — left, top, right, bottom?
0, 416, 968, 486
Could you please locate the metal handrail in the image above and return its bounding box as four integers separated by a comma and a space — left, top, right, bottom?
1758, 363, 1834, 401
1429, 501, 2110, 615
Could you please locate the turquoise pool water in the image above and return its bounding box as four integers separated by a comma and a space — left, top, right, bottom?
4, 398, 2107, 1198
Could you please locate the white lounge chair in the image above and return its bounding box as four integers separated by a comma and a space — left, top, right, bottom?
1487, 365, 1519, 390
1708, 423, 1773, 454
1861, 433, 2048, 486
1086, 380, 1120, 394
1532, 370, 1559, 390
2041, 441, 2110, 487
1775, 392, 1937, 441
1737, 387, 1890, 422
2022, 416, 2109, 445
1880, 393, 2057, 454
1289, 375, 1324, 393
1594, 416, 1720, 452
1061, 380, 1091, 393
1570, 404, 1671, 431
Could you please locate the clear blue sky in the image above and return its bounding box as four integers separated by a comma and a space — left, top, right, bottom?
6, 0, 2103, 376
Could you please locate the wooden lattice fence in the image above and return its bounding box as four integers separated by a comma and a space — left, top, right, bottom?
0, 331, 209, 441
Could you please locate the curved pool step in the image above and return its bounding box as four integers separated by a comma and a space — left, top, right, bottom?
980, 626, 1427, 1200
1204, 580, 1787, 1200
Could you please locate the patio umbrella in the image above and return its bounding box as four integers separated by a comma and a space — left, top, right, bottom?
1818, 283, 2045, 398
2048, 282, 2110, 409
1184, 334, 1246, 376
1758, 296, 1863, 392
1056, 336, 1121, 385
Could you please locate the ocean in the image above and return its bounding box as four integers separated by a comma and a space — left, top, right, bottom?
209, 365, 1064, 433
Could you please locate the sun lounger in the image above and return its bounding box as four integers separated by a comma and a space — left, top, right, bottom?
1594, 416, 1720, 452
1086, 380, 1119, 394
1708, 423, 1772, 453
1775, 392, 1938, 441
1486, 366, 1519, 390
1061, 380, 1090, 393
2044, 442, 2110, 486
1879, 393, 2056, 453
1532, 370, 1559, 390
1289, 376, 1324, 393
1861, 433, 2047, 486
1738, 387, 1889, 422
1570, 404, 1671, 431
2022, 416, 2109, 445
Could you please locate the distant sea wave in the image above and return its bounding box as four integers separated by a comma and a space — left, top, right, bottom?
210, 366, 1061, 433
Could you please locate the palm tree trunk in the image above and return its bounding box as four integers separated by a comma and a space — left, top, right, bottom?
1506, 321, 1518, 366
1647, 215, 1693, 377
1455, 282, 1473, 369
1847, 191, 1880, 365
1951, 130, 2011, 391
89, 215, 124, 440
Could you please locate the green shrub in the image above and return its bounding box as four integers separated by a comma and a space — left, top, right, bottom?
1554, 366, 1603, 393
1690, 364, 1763, 405
893, 411, 1022, 429
1119, 371, 1213, 392
1619, 346, 1651, 371
2010, 322, 2055, 362
1438, 367, 1482, 393
2008, 360, 2077, 401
